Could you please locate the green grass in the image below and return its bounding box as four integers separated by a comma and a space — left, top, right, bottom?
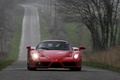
0, 58, 14, 71
9, 6, 24, 60
9, 19, 22, 60
63, 23, 79, 46
83, 61, 120, 72
0, 6, 24, 71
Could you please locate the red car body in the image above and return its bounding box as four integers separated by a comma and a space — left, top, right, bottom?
27, 40, 85, 71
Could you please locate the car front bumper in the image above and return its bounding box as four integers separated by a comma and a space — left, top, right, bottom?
27, 57, 82, 68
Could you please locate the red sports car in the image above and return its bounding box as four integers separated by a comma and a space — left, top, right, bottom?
27, 40, 85, 71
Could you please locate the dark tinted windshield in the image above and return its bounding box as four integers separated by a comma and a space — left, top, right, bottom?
36, 41, 72, 50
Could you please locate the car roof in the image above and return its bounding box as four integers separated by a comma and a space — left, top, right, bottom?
41, 40, 68, 43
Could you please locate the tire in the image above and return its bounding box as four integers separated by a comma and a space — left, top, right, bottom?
27, 66, 36, 71
70, 67, 81, 71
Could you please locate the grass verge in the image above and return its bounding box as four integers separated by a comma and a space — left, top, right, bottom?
0, 6, 24, 71
82, 46, 120, 72
63, 23, 78, 44
0, 59, 14, 71
83, 61, 120, 72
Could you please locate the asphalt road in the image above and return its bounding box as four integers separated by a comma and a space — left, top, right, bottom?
0, 5, 120, 80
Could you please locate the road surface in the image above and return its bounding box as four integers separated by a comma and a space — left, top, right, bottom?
0, 5, 120, 80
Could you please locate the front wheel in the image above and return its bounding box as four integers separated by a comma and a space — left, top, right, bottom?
27, 66, 36, 71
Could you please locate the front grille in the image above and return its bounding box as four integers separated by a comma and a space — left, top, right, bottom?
50, 62, 62, 68
36, 62, 50, 66
62, 62, 76, 66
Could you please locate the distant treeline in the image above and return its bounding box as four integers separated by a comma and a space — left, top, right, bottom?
0, 0, 21, 53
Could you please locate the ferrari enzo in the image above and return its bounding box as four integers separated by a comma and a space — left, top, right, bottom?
27, 40, 85, 71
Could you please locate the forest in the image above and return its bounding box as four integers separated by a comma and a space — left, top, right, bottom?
0, 0, 18, 55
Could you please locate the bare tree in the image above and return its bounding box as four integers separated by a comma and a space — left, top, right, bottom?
56, 0, 120, 51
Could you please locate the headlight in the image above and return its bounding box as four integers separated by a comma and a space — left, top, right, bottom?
32, 53, 39, 60
74, 54, 79, 59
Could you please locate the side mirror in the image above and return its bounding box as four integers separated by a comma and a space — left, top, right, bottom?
73, 47, 79, 51
79, 46, 86, 50
27, 46, 31, 50
27, 46, 35, 50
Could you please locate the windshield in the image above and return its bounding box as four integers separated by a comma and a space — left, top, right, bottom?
36, 41, 72, 50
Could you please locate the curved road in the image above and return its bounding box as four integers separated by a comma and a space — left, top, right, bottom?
0, 5, 120, 80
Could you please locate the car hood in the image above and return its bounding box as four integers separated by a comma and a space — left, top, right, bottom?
38, 50, 73, 61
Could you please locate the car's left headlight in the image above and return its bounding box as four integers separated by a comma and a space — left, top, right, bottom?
32, 53, 39, 60
74, 54, 79, 59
